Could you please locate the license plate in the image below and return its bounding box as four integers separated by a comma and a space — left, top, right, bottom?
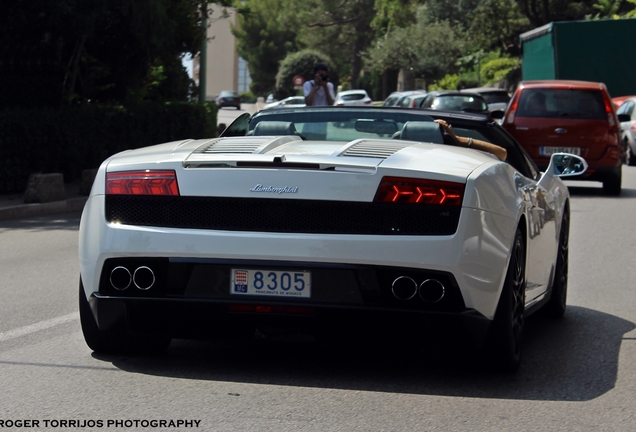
231, 269, 311, 298
540, 146, 581, 156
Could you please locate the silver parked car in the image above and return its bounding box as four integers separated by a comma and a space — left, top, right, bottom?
615, 96, 636, 166
334, 89, 373, 106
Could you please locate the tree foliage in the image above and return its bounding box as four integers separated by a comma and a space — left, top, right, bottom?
513, 0, 597, 27
0, 0, 215, 106
275, 49, 334, 98
279, 0, 377, 88
232, 0, 299, 96
364, 7, 465, 88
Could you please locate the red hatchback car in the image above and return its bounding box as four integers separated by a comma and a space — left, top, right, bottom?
503, 80, 622, 195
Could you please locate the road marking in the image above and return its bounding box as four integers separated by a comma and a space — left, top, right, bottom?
0, 312, 79, 342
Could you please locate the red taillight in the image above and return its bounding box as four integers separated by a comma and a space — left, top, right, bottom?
364, 99, 372, 104
601, 90, 617, 127
106, 170, 180, 196
374, 177, 464, 206
631, 123, 636, 131
506, 94, 519, 123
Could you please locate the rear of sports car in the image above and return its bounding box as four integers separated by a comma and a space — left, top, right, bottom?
79, 136, 519, 354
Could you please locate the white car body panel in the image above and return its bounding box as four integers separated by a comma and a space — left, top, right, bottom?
79, 136, 564, 320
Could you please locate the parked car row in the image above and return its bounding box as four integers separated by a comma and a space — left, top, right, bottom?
262, 89, 373, 110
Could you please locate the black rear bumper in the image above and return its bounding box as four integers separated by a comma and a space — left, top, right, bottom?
89, 294, 492, 346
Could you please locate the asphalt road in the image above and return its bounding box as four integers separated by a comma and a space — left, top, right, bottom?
1, 169, 636, 431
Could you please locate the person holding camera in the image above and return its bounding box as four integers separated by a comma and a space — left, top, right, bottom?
304, 63, 335, 106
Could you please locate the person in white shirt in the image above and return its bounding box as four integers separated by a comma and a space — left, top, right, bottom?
304, 63, 335, 106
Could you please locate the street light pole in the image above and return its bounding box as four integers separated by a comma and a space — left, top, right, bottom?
199, 3, 207, 102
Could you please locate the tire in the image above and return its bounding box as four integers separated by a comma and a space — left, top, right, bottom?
543, 207, 569, 318
79, 280, 171, 355
602, 168, 622, 196
629, 145, 636, 167
484, 228, 526, 373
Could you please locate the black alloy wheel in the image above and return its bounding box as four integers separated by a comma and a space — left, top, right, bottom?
485, 228, 526, 373
629, 142, 636, 167
79, 279, 171, 355
543, 207, 569, 318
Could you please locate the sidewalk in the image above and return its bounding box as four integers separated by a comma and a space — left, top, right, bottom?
0, 180, 88, 221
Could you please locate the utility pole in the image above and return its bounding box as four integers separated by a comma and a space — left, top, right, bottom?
199, 3, 207, 102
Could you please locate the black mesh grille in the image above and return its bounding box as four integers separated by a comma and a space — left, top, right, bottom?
105, 195, 461, 235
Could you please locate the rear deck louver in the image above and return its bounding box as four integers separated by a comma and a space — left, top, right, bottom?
194, 138, 264, 154
342, 141, 411, 159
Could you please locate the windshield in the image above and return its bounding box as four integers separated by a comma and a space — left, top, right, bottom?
517, 89, 606, 119
424, 95, 488, 112
249, 109, 437, 141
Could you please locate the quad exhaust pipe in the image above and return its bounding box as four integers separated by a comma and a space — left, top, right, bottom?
110, 266, 155, 291
391, 276, 445, 303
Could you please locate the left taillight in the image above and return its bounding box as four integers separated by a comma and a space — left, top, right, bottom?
106, 170, 180, 196
374, 177, 464, 206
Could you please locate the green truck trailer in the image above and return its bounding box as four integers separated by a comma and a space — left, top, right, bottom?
520, 18, 636, 98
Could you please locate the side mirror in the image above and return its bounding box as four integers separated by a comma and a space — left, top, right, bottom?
549, 153, 588, 177
617, 114, 631, 123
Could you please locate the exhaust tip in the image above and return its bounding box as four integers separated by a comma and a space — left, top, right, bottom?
419, 279, 445, 303
391, 276, 418, 300
133, 266, 155, 290
110, 266, 132, 291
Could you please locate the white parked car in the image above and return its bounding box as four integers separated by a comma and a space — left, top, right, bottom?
263, 96, 306, 110
334, 89, 372, 106
79, 106, 587, 372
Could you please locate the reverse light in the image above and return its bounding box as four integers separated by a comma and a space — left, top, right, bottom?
106, 170, 180, 196
374, 177, 464, 206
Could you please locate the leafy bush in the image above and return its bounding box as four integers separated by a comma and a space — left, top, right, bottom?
276, 49, 334, 99
239, 91, 257, 103
0, 102, 216, 194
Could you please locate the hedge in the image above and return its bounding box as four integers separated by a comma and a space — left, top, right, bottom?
0, 102, 217, 194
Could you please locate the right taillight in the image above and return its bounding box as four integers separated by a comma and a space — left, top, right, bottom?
374, 177, 464, 206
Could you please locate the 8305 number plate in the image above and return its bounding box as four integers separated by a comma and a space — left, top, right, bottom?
231, 269, 311, 298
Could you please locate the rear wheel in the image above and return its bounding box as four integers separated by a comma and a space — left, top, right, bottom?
79, 279, 171, 355
484, 228, 526, 373
629, 144, 636, 167
543, 207, 569, 318
602, 168, 622, 196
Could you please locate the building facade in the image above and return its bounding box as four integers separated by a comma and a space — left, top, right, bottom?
193, 6, 252, 101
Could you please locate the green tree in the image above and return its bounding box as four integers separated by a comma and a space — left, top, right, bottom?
514, 0, 597, 27
280, 0, 377, 88
276, 49, 334, 98
233, 0, 299, 97
468, 0, 530, 56
365, 7, 465, 89
0, 0, 213, 106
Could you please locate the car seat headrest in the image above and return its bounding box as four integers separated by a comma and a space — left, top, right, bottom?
399, 121, 444, 144
253, 121, 298, 136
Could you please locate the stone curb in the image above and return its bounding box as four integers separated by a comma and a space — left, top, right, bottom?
0, 197, 87, 222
